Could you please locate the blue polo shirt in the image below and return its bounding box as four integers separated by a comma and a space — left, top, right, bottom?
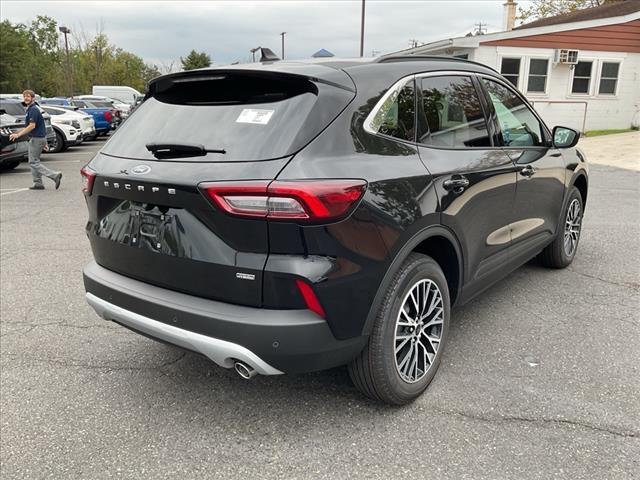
25, 104, 46, 138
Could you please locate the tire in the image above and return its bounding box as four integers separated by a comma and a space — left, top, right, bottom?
348, 253, 450, 405
48, 130, 64, 154
539, 186, 583, 269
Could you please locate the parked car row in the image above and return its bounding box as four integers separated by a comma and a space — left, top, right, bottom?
0, 98, 102, 170
40, 97, 119, 136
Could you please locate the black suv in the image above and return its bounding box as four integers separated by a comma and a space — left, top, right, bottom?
82, 56, 587, 404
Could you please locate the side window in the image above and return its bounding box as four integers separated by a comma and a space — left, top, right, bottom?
419, 75, 490, 148
482, 78, 544, 147
369, 80, 416, 142
572, 61, 593, 94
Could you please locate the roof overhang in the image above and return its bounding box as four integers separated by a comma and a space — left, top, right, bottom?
401, 9, 640, 54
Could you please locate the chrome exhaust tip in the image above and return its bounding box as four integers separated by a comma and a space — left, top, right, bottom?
234, 361, 257, 380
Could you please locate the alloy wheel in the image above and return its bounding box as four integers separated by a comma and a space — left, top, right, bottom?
394, 279, 444, 383
564, 198, 582, 257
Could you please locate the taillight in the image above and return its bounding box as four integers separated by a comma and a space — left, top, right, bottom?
295, 279, 326, 318
80, 166, 96, 195
201, 180, 367, 223
104, 111, 112, 122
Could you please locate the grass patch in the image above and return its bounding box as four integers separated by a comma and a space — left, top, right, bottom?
585, 128, 635, 137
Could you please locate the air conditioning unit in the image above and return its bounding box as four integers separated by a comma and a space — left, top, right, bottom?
554, 49, 579, 64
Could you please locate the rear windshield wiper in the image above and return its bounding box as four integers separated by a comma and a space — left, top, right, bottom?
145, 142, 226, 159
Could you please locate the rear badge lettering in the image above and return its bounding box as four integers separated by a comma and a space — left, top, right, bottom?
100, 182, 177, 195
236, 108, 274, 125
236, 273, 256, 281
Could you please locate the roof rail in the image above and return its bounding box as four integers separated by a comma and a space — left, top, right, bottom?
375, 54, 498, 74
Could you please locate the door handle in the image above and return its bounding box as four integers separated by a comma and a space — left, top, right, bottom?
443, 176, 470, 194
520, 165, 536, 177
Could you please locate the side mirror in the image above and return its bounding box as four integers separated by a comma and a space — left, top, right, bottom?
0, 108, 6, 115
553, 126, 580, 149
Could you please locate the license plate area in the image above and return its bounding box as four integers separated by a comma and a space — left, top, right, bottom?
97, 201, 177, 255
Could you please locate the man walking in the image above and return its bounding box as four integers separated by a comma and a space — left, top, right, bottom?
9, 90, 62, 190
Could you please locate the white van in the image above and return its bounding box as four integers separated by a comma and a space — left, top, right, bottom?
92, 86, 142, 106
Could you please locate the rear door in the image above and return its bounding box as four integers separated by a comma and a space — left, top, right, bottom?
477, 76, 565, 259
86, 69, 355, 307
415, 73, 517, 297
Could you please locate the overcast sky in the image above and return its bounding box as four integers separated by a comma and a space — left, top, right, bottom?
2, 1, 533, 67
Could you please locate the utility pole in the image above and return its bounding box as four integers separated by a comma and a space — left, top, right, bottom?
474, 21, 487, 35
359, 0, 365, 57
59, 26, 72, 96
280, 32, 286, 59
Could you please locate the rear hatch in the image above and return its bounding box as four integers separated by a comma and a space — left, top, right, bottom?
85, 66, 355, 307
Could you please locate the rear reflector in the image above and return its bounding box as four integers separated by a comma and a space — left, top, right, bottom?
80, 166, 96, 195
201, 179, 367, 223
295, 279, 326, 318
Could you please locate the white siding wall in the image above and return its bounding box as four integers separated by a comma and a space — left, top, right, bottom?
469, 46, 640, 132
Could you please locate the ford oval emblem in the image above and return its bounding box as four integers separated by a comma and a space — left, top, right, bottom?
131, 165, 151, 175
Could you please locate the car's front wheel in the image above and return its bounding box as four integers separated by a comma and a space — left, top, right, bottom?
48, 130, 64, 154
349, 253, 450, 405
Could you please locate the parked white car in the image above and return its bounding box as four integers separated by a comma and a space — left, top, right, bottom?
40, 105, 96, 140
41, 105, 95, 153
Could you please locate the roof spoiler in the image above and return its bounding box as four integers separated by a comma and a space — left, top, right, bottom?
259, 47, 281, 62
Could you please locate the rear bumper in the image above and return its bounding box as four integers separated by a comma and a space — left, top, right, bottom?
83, 261, 366, 374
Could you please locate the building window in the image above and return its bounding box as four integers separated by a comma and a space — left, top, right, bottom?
599, 62, 620, 95
572, 61, 593, 94
527, 59, 549, 93
500, 58, 521, 88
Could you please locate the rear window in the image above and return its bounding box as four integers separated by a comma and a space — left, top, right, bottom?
90, 101, 113, 108
101, 72, 354, 162
0, 102, 25, 116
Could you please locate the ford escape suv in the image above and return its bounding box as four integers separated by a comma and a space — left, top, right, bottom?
82, 55, 588, 404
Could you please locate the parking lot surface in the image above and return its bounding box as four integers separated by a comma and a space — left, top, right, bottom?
1, 137, 639, 479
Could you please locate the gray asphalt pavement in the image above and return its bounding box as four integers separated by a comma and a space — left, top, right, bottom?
1, 139, 638, 479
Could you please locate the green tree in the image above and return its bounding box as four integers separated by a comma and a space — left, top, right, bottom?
180, 50, 211, 70
517, 0, 616, 23
0, 21, 31, 93
1, 16, 165, 96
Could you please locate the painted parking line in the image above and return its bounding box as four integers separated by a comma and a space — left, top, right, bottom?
0, 188, 29, 196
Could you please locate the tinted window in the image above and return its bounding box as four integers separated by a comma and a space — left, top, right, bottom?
90, 101, 113, 108
0, 102, 25, 116
102, 74, 352, 162
482, 78, 544, 147
599, 62, 619, 95
572, 61, 592, 94
419, 76, 490, 148
527, 59, 548, 93
370, 81, 416, 141
501, 58, 520, 88
43, 107, 63, 115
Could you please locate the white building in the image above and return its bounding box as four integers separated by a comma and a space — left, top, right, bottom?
394, 0, 640, 132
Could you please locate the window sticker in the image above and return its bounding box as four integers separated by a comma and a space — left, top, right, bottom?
236, 109, 274, 125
